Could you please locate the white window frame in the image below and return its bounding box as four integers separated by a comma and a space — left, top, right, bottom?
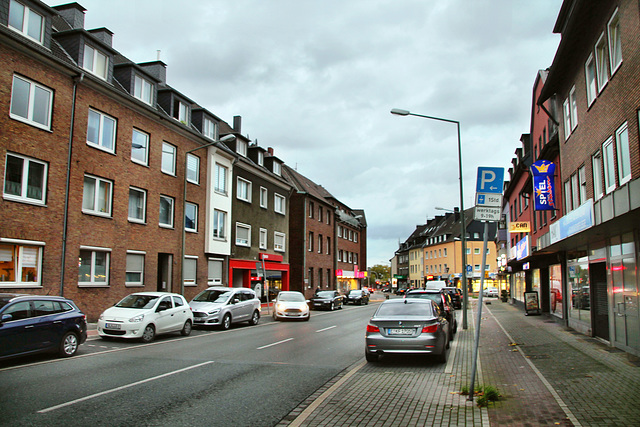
259, 228, 267, 249
174, 100, 189, 123
236, 177, 252, 202
125, 251, 145, 286
185, 202, 198, 232
183, 256, 197, 286
571, 172, 579, 210
0, 239, 44, 287
3, 153, 48, 205
274, 193, 285, 214
131, 128, 149, 166
213, 209, 226, 239
82, 174, 112, 217
203, 117, 216, 140
592, 151, 603, 201
615, 122, 631, 186
578, 166, 587, 206
564, 179, 572, 212
318, 234, 322, 253
208, 258, 223, 285
8, 0, 44, 44
237, 140, 247, 157
274, 232, 285, 252
87, 109, 116, 153
257, 151, 264, 166
10, 75, 53, 130
235, 223, 251, 247
603, 137, 616, 194
133, 74, 153, 105
562, 98, 572, 140
159, 195, 174, 228
273, 162, 281, 176
78, 246, 110, 287
128, 187, 146, 223
161, 142, 176, 176
608, 8, 622, 75
214, 163, 227, 195
186, 153, 200, 184
595, 33, 609, 92
260, 187, 268, 208
585, 54, 597, 106
83, 44, 108, 80
569, 86, 578, 131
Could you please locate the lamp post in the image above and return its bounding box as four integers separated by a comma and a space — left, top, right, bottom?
181, 134, 236, 296
391, 108, 468, 330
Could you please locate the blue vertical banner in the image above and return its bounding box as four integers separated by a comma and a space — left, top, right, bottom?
531, 160, 556, 211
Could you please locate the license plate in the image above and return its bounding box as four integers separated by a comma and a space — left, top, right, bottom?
388, 328, 413, 335
105, 323, 121, 329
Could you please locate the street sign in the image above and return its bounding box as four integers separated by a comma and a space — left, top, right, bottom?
466, 264, 472, 275
476, 193, 503, 207
509, 221, 530, 233
474, 206, 501, 221
476, 167, 505, 194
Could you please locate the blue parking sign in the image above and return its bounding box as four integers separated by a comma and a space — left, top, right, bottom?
476, 167, 504, 194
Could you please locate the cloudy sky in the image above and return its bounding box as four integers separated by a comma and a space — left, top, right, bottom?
44, 0, 562, 266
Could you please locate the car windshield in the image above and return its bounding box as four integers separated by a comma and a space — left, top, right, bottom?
279, 293, 305, 302
405, 293, 440, 304
375, 302, 432, 317
116, 294, 159, 309
193, 289, 232, 303
316, 291, 334, 298
349, 290, 361, 295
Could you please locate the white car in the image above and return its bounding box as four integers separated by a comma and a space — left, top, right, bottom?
189, 287, 261, 329
273, 291, 310, 321
483, 287, 499, 298
98, 292, 193, 343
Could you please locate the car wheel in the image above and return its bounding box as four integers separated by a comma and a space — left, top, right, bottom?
181, 320, 192, 336
453, 320, 458, 334
273, 312, 279, 321
141, 325, 155, 343
59, 332, 79, 357
304, 314, 310, 321
330, 303, 335, 311
249, 310, 260, 326
365, 351, 379, 363
437, 344, 448, 364
221, 313, 232, 330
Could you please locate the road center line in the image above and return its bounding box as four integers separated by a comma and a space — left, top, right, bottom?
316, 326, 337, 333
257, 338, 294, 350
38, 361, 215, 414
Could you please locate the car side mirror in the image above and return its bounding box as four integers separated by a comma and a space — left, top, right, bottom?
1, 313, 12, 323
157, 303, 169, 312
232, 298, 240, 304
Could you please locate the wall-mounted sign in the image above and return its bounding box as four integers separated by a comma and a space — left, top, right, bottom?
531, 160, 556, 211
509, 221, 530, 233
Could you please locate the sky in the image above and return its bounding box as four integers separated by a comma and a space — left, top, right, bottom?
43, 0, 562, 266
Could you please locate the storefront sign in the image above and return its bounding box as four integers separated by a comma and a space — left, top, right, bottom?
549, 199, 594, 245
524, 291, 541, 315
516, 235, 530, 261
509, 221, 530, 233
531, 160, 556, 211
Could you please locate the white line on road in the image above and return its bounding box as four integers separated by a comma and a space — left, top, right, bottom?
257, 338, 294, 350
37, 361, 215, 414
316, 326, 337, 333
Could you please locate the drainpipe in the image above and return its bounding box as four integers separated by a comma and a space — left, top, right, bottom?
60, 72, 84, 296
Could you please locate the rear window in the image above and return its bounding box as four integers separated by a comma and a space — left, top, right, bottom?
375, 301, 433, 317
405, 293, 440, 304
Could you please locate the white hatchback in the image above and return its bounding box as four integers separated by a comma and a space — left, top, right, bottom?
97, 292, 193, 343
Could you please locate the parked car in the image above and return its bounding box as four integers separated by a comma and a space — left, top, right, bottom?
442, 287, 462, 309
98, 292, 193, 343
395, 287, 409, 295
365, 298, 449, 363
346, 289, 370, 305
309, 290, 343, 311
424, 280, 447, 291
0, 294, 87, 360
483, 287, 499, 298
190, 287, 261, 329
273, 291, 310, 321
404, 289, 457, 339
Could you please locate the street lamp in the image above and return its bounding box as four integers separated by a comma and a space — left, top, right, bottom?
181, 134, 236, 295
391, 108, 468, 330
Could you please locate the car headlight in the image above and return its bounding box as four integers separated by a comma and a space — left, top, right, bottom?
99, 314, 104, 320
208, 309, 220, 315
276, 303, 285, 311
129, 314, 144, 323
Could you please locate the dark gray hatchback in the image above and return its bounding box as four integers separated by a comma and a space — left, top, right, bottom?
0, 294, 87, 361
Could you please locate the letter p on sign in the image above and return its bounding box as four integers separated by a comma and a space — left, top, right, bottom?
476, 167, 504, 194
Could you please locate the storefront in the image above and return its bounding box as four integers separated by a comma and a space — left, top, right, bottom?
336, 266, 365, 295
228, 253, 289, 302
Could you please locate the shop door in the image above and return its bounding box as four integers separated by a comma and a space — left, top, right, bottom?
590, 262, 608, 341
157, 253, 172, 293
611, 255, 639, 352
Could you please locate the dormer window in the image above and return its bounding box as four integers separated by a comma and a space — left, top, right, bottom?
173, 99, 189, 124
83, 44, 108, 80
273, 162, 281, 176
134, 75, 153, 105
8, 0, 44, 44
203, 117, 216, 140
237, 140, 247, 157
257, 151, 264, 166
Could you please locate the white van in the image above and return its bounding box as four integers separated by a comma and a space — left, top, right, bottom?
424, 280, 447, 291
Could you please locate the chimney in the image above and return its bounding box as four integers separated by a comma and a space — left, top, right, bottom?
233, 116, 242, 133
88, 28, 113, 47
267, 147, 274, 156
53, 3, 86, 29
138, 61, 167, 84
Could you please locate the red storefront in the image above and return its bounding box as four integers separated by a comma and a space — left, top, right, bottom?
228, 253, 289, 300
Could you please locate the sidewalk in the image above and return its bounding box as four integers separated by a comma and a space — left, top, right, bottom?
279, 298, 640, 426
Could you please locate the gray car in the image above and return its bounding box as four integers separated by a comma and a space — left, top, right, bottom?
190, 287, 261, 329
365, 299, 449, 363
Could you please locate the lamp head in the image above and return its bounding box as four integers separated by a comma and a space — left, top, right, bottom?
390, 108, 410, 116
219, 134, 236, 143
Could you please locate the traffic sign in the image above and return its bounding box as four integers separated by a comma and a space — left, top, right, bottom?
474, 206, 501, 221
476, 167, 505, 194
476, 193, 503, 207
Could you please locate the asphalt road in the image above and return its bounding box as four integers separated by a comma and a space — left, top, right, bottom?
0, 301, 380, 427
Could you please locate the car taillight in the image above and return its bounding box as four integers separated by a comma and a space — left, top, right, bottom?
422, 324, 438, 333
366, 324, 380, 333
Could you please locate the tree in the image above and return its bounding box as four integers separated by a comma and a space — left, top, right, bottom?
368, 264, 391, 284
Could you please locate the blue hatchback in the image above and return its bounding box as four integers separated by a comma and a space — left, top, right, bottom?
0, 294, 88, 361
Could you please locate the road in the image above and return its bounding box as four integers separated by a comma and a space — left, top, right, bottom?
0, 300, 380, 426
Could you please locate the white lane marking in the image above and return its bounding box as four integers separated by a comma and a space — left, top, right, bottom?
316, 326, 337, 333
257, 338, 294, 350
38, 361, 214, 413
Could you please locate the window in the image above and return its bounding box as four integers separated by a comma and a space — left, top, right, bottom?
128, 187, 146, 223
125, 252, 144, 285
183, 257, 196, 285
78, 247, 110, 286
174, 100, 189, 123
134, 75, 153, 105
615, 122, 631, 185
585, 54, 597, 106
474, 248, 480, 255
274, 232, 285, 252
274, 193, 285, 214
186, 153, 199, 184
608, 9, 622, 74
83, 44, 108, 80
595, 34, 609, 91
308, 232, 314, 251
273, 162, 281, 176
0, 241, 42, 286
318, 207, 323, 222
354, 232, 358, 243
8, 0, 44, 43
318, 235, 323, 253
474, 264, 480, 271
603, 137, 616, 194
10, 75, 52, 130
569, 87, 577, 131
208, 259, 223, 285
159, 195, 174, 228
578, 166, 587, 206
260, 187, 268, 208
564, 179, 572, 213
235, 223, 250, 246
257, 151, 264, 166
185, 202, 198, 232
161, 142, 176, 175
87, 109, 116, 153
236, 177, 251, 202
309, 202, 314, 218
466, 248, 471, 255
203, 117, 216, 140
213, 209, 226, 239
444, 248, 447, 257
131, 129, 149, 165
3, 153, 47, 204
348, 252, 353, 263
349, 230, 353, 241
237, 140, 247, 157
571, 173, 579, 211
214, 164, 227, 194
327, 237, 331, 254
83, 175, 112, 216
259, 228, 267, 249
337, 226, 342, 238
